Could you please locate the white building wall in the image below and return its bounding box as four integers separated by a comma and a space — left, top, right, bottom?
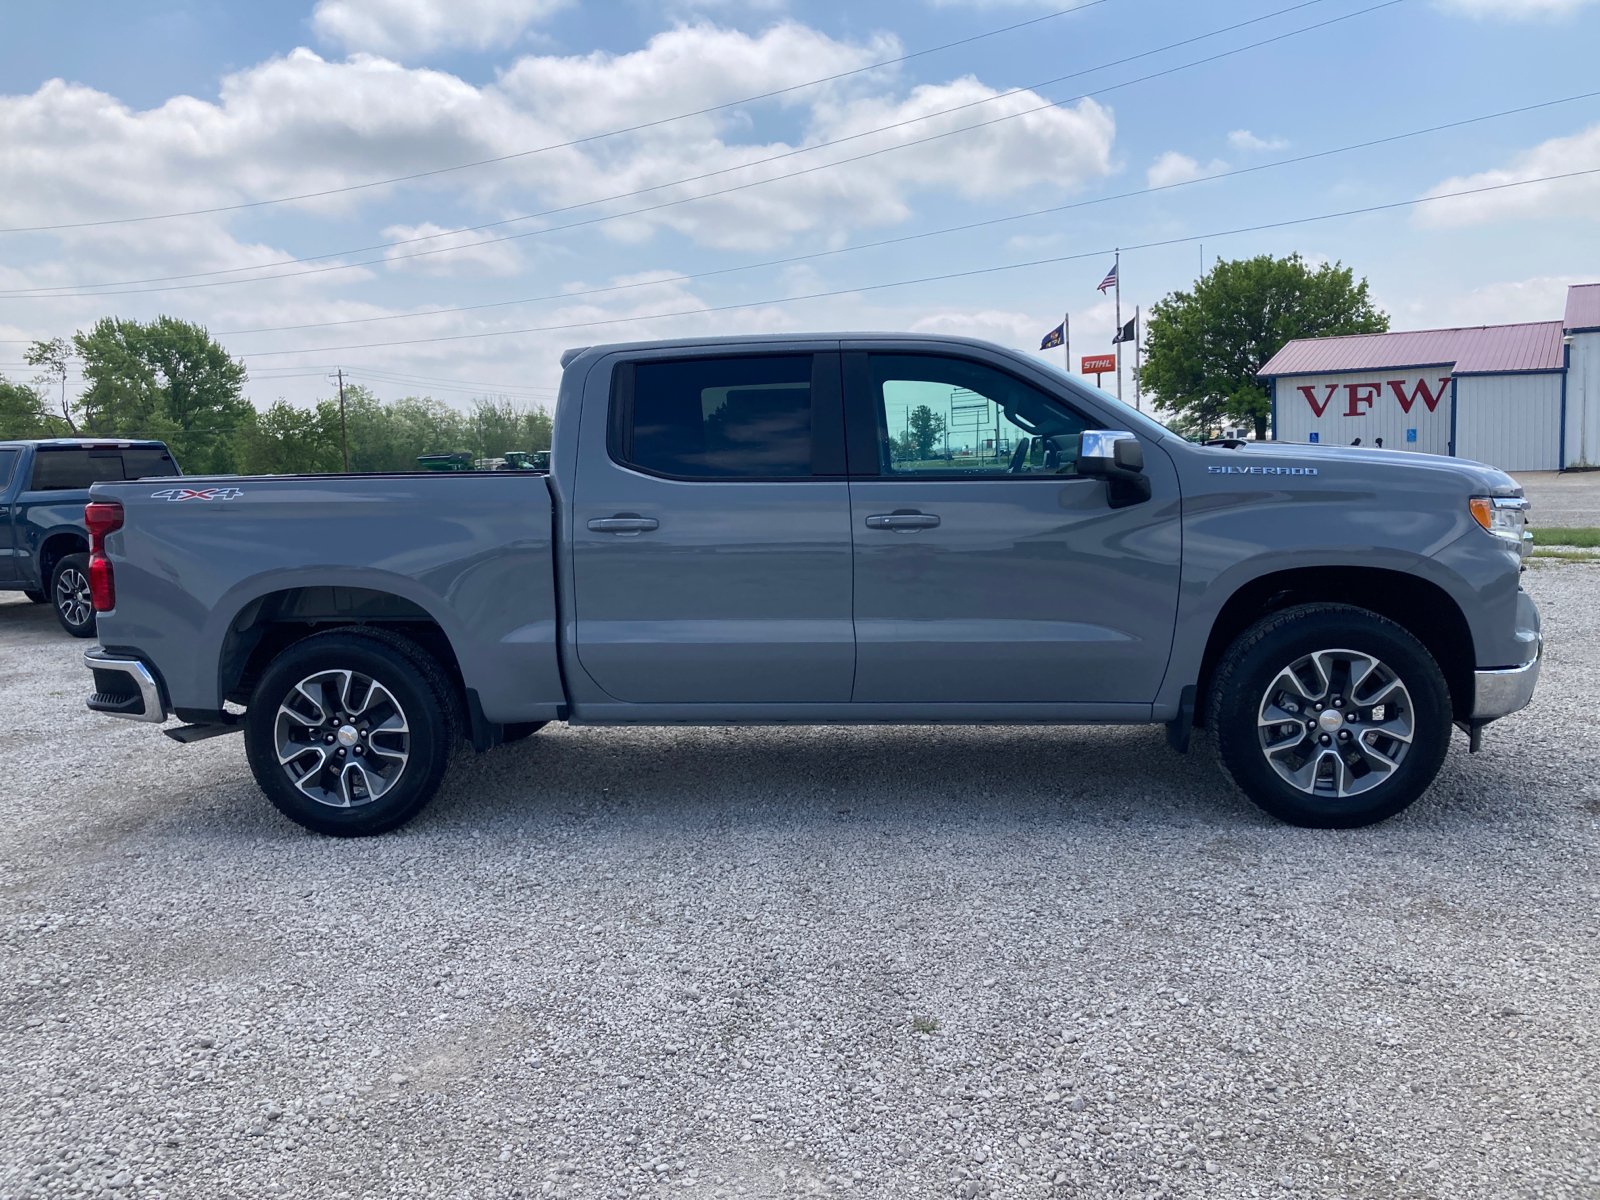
1453, 372, 1564, 472
1567, 330, 1600, 468
1272, 369, 1453, 454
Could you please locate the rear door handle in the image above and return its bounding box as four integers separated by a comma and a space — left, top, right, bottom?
588, 515, 659, 535
865, 511, 940, 532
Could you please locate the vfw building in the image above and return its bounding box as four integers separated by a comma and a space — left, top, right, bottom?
1259, 282, 1600, 471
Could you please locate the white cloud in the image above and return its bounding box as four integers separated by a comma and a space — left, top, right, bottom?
1400, 274, 1588, 326
1415, 122, 1600, 227
1227, 129, 1288, 153
381, 223, 524, 275
1145, 151, 1228, 189
1435, 0, 1598, 17
311, 0, 569, 57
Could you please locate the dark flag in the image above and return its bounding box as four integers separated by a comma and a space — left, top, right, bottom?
1040, 323, 1065, 350
1111, 315, 1137, 345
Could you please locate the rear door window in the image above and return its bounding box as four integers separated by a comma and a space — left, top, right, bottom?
0, 448, 18, 490
614, 356, 817, 479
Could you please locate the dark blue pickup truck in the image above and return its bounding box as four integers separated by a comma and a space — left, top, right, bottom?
0, 439, 180, 636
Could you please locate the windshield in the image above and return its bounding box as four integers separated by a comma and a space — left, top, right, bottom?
1031, 360, 1180, 441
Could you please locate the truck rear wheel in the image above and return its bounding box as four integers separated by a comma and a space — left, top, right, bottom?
1208, 603, 1451, 829
244, 629, 460, 837
51, 553, 97, 638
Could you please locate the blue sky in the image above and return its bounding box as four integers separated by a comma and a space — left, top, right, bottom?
1, 0, 1597, 411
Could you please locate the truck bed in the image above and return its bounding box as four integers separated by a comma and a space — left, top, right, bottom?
88, 472, 565, 726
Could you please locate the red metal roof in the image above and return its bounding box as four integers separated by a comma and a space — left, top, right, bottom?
1567, 283, 1600, 331
1258, 320, 1564, 377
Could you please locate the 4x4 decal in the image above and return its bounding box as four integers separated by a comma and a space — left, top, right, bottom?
150, 487, 245, 501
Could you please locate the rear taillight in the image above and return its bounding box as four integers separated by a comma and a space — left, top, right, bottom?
85, 501, 124, 613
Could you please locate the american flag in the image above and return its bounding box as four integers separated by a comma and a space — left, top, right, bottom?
1096, 262, 1118, 293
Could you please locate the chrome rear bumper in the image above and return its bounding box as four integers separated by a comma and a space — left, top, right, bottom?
84, 648, 167, 723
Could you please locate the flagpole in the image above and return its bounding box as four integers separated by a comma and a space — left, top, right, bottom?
1134, 304, 1141, 412
1064, 311, 1070, 374
1113, 249, 1122, 403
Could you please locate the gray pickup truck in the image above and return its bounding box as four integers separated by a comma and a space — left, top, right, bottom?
80, 334, 1540, 836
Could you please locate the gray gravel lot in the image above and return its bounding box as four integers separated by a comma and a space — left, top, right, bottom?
2, 564, 1598, 1200
1511, 472, 1600, 529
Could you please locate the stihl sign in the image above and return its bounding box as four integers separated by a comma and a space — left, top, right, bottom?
1297, 375, 1451, 419
1081, 354, 1116, 373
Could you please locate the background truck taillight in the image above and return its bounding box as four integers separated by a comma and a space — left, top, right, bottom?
84, 501, 124, 612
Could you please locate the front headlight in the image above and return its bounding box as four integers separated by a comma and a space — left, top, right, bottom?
1470, 495, 1531, 556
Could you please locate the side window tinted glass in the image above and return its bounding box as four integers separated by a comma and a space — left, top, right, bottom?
30, 449, 126, 490
627, 356, 812, 478
869, 355, 1088, 477
0, 448, 17, 489
122, 447, 180, 479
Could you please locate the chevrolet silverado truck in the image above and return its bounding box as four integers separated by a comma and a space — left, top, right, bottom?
0, 438, 179, 636
79, 334, 1540, 836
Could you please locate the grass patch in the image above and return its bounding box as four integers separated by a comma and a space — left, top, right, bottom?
1530, 527, 1600, 547
1530, 548, 1600, 562
912, 1014, 940, 1035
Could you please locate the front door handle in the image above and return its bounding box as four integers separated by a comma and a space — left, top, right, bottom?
588, 514, 659, 535
865, 511, 940, 533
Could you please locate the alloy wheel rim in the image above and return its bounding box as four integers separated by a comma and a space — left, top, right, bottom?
56, 567, 92, 627
1257, 647, 1414, 798
274, 669, 410, 809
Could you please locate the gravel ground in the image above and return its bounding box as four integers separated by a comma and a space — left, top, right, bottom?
1510, 472, 1600, 529
2, 565, 1598, 1200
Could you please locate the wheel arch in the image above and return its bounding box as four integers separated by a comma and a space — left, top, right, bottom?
217, 584, 469, 722
1193, 566, 1476, 726
39, 529, 89, 588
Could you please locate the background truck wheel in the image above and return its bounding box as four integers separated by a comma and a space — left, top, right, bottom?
244, 629, 461, 837
51, 552, 97, 638
1208, 603, 1451, 829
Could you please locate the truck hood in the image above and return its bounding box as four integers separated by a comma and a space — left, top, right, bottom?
1222, 442, 1521, 496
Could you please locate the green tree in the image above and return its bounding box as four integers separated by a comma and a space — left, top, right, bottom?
904, 404, 947, 462
73, 316, 251, 471
235, 401, 345, 475
24, 337, 77, 432
1141, 254, 1388, 439
0, 375, 66, 439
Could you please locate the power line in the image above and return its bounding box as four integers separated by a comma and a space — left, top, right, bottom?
203, 88, 1600, 341
226, 167, 1600, 360
0, 0, 1120, 236
0, 0, 1366, 300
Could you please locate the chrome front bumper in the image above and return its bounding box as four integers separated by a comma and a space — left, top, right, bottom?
1471, 647, 1542, 721
84, 648, 167, 723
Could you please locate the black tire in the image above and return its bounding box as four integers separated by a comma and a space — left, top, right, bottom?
1208, 603, 1451, 829
24, 589, 47, 604
244, 628, 462, 837
501, 720, 547, 745
51, 553, 97, 638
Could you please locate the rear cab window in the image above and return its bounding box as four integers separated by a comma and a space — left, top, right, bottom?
609, 354, 845, 479
0, 448, 18, 491
28, 445, 180, 490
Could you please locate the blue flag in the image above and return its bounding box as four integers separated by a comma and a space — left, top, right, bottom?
1040, 323, 1064, 350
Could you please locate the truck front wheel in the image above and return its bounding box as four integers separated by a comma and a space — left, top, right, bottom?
1208, 604, 1452, 829
244, 629, 460, 837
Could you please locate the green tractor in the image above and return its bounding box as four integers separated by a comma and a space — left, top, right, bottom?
416, 452, 475, 472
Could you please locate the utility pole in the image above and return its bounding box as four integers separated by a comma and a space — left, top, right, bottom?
336, 368, 350, 473
1113, 248, 1122, 403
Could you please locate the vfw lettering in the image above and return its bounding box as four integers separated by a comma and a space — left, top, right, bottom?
1297, 376, 1450, 418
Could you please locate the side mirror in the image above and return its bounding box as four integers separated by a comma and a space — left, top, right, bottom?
1077, 429, 1151, 508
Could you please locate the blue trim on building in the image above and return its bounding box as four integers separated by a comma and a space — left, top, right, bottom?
1448, 377, 1458, 457
1559, 340, 1569, 471
1257, 361, 1455, 381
